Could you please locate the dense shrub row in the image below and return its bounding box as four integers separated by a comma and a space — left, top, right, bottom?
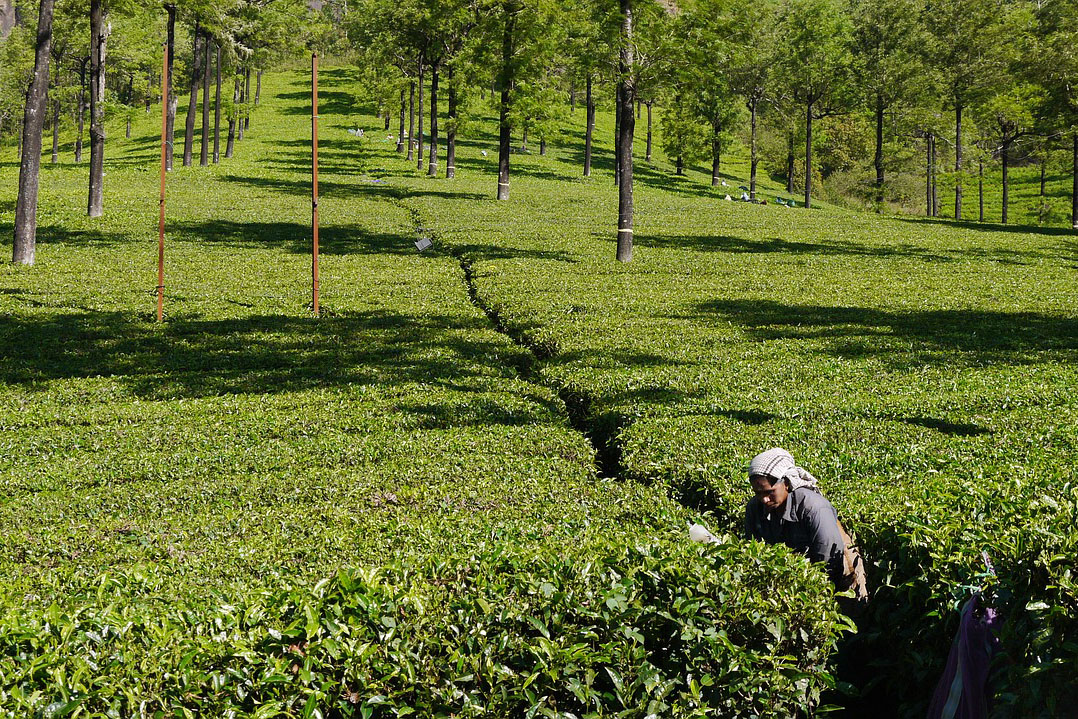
0, 540, 848, 718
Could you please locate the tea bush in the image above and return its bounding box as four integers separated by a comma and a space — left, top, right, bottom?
0, 538, 850, 718
0, 69, 850, 716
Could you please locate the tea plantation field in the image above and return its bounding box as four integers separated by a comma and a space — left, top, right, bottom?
1, 66, 1075, 717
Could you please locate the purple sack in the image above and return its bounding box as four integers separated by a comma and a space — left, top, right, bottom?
926, 593, 1001, 719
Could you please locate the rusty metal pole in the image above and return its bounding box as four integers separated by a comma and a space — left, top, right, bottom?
157, 43, 168, 323
312, 53, 320, 316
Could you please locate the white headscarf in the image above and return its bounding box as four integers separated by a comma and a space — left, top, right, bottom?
746, 447, 819, 492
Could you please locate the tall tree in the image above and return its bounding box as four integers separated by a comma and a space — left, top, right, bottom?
727, 0, 778, 201
848, 0, 925, 210
183, 20, 201, 165
12, 0, 55, 265
927, 0, 1006, 220
778, 0, 854, 209
615, 0, 635, 262
1034, 0, 1078, 228
87, 0, 108, 217
200, 30, 210, 166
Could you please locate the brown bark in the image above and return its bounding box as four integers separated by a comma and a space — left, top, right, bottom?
87, 0, 106, 217
243, 67, 250, 130
497, 2, 514, 200
1002, 135, 1010, 224
954, 104, 962, 219
12, 0, 54, 265
255, 69, 261, 105
1073, 133, 1078, 229
428, 63, 438, 176
200, 30, 210, 166
225, 75, 237, 158
979, 159, 984, 222
75, 63, 85, 162
183, 20, 200, 166
645, 101, 652, 163
804, 102, 813, 209
407, 80, 415, 161
397, 87, 405, 153
874, 94, 884, 210
614, 84, 621, 186
416, 59, 424, 171
213, 43, 221, 163
51, 99, 59, 164
165, 4, 176, 170
584, 74, 594, 177
616, 0, 634, 263
446, 65, 457, 178
749, 96, 758, 200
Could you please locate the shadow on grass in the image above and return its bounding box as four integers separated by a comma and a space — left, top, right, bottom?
693, 299, 1078, 363
892, 214, 1078, 238
221, 173, 487, 202
0, 309, 561, 422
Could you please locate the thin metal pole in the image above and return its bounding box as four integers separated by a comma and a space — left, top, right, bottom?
312, 53, 320, 316
157, 43, 168, 323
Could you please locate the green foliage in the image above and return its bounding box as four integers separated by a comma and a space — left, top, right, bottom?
0, 541, 848, 718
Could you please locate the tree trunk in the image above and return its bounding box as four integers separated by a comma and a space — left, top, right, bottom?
407, 80, 415, 160
237, 66, 245, 141
931, 134, 938, 217
711, 119, 721, 186
200, 30, 210, 166
614, 83, 621, 187
416, 59, 424, 171
646, 101, 653, 163
1073, 132, 1078, 229
676, 155, 684, 175
384, 111, 390, 131
874, 94, 884, 210
165, 4, 176, 170
183, 20, 200, 166
785, 136, 794, 193
87, 0, 106, 218
804, 102, 812, 209
1002, 135, 1010, 224
12, 0, 54, 265
497, 3, 514, 200
243, 67, 250, 130
428, 63, 438, 176
255, 69, 261, 105
540, 137, 546, 155
225, 75, 237, 158
51, 99, 59, 163
75, 67, 85, 162
146, 66, 153, 112
446, 66, 457, 178
521, 125, 528, 152
1040, 155, 1046, 196
749, 96, 758, 200
616, 0, 634, 263
570, 81, 575, 112
954, 104, 962, 219
397, 87, 405, 152
979, 159, 984, 222
213, 43, 221, 163
926, 133, 932, 216
584, 74, 594, 177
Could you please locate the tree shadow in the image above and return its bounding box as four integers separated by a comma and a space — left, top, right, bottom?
893, 215, 1077, 238
897, 416, 992, 437
691, 299, 1078, 365
276, 90, 356, 116
636, 234, 956, 261
0, 309, 556, 424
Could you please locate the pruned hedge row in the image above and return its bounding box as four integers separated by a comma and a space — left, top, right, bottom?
1, 539, 850, 718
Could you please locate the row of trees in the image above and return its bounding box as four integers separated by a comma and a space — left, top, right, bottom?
8, 1, 1078, 266
346, 0, 1078, 261
7, 0, 320, 265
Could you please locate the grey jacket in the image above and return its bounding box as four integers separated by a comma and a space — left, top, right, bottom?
744, 488, 846, 583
